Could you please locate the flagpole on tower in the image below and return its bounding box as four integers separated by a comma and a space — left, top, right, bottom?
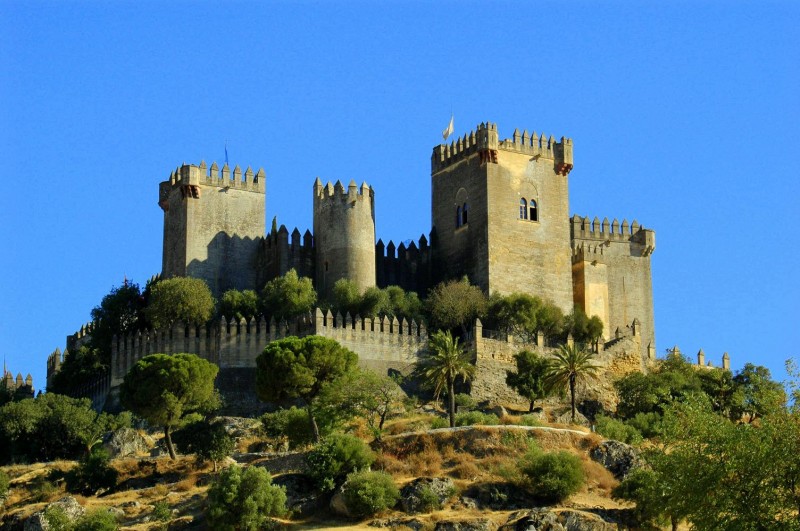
442, 113, 454, 142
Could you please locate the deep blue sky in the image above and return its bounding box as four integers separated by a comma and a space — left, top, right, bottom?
1, 2, 798, 393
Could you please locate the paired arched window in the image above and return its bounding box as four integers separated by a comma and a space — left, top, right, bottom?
519, 198, 539, 222
456, 202, 468, 228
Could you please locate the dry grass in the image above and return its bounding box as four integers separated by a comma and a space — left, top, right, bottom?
448, 461, 481, 480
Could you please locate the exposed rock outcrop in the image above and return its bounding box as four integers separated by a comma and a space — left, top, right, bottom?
590, 440, 640, 479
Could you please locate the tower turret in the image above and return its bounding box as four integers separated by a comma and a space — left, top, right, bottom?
159, 161, 266, 296
313, 178, 376, 300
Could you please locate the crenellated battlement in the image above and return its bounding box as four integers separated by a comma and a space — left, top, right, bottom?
313, 178, 373, 204
375, 233, 432, 293
571, 215, 655, 258
258, 225, 315, 285
163, 161, 266, 194
432, 122, 574, 175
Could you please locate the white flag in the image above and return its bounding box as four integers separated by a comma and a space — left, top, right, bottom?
442, 115, 454, 141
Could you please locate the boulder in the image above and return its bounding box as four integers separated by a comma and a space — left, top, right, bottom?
590, 440, 640, 479
553, 408, 590, 426
370, 517, 426, 530
400, 477, 456, 514
499, 509, 565, 531
559, 510, 618, 531
435, 518, 497, 531
329, 486, 351, 517
103, 427, 151, 458
272, 473, 322, 516
25, 497, 86, 531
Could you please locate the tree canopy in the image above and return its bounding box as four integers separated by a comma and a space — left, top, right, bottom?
145, 277, 215, 329
217, 288, 259, 322
255, 336, 358, 441
546, 344, 600, 423
506, 350, 551, 412
260, 269, 317, 321
426, 277, 487, 334
120, 353, 219, 459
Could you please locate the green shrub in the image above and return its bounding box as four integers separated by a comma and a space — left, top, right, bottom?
417, 484, 447, 512
306, 433, 375, 492
454, 393, 476, 409
595, 415, 643, 445
29, 474, 59, 502
172, 421, 234, 470
518, 414, 541, 427
429, 417, 448, 429
151, 500, 172, 522
454, 411, 499, 427
0, 469, 9, 502
519, 449, 584, 503
65, 448, 118, 496
206, 465, 286, 531
73, 509, 119, 531
44, 505, 73, 530
260, 407, 314, 448
342, 470, 400, 517
626, 411, 664, 439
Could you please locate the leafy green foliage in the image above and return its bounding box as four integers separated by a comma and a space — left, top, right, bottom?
145, 277, 215, 329
506, 350, 551, 411
414, 330, 475, 427
206, 465, 287, 531
612, 468, 671, 529
89, 280, 148, 363
44, 507, 120, 531
47, 346, 106, 396
453, 392, 476, 409
0, 469, 9, 503
342, 470, 400, 517
416, 485, 447, 512
151, 500, 172, 522
326, 282, 424, 324
259, 407, 316, 448
317, 370, 408, 437
519, 448, 584, 503
0, 393, 125, 463
454, 411, 499, 426
545, 344, 600, 423
619, 398, 800, 530
487, 293, 564, 342
426, 277, 487, 334
217, 289, 259, 322
594, 415, 644, 445
260, 269, 317, 321
172, 420, 234, 471
731, 363, 785, 423
305, 433, 376, 492
563, 307, 604, 344
330, 279, 362, 317
120, 353, 219, 459
65, 448, 118, 495
256, 336, 358, 442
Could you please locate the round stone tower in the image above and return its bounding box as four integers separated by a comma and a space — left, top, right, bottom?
313, 178, 376, 300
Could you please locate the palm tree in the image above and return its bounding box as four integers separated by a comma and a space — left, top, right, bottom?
546, 344, 601, 423
415, 330, 476, 427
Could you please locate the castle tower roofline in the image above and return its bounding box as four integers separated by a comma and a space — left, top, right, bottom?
313, 179, 374, 203
159, 160, 265, 204
431, 121, 573, 175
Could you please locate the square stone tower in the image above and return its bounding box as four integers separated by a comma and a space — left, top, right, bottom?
159, 161, 266, 296
431, 123, 575, 313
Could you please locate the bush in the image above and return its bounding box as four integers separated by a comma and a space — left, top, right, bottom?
417, 484, 447, 512
260, 407, 314, 448
342, 470, 400, 517
206, 465, 286, 531
454, 411, 499, 427
595, 415, 644, 445
454, 393, 476, 409
151, 500, 172, 522
626, 411, 664, 439
306, 433, 375, 492
518, 414, 541, 427
73, 509, 119, 531
65, 448, 118, 496
0, 469, 9, 503
519, 449, 584, 503
429, 417, 449, 429
172, 421, 234, 469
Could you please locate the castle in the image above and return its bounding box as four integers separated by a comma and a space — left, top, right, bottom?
48, 121, 664, 412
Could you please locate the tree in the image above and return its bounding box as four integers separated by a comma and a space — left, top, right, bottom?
89, 279, 148, 364
414, 330, 475, 427
330, 278, 362, 317
563, 307, 604, 344
255, 336, 358, 442
260, 269, 317, 321
172, 420, 235, 472
506, 350, 551, 412
206, 465, 286, 530
317, 369, 407, 438
145, 277, 215, 329
120, 353, 219, 459
217, 289, 259, 322
358, 286, 390, 318
47, 345, 105, 395
427, 277, 487, 334
384, 285, 424, 323
731, 363, 785, 423
546, 344, 600, 423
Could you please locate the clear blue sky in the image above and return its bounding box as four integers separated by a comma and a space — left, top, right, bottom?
1, 2, 798, 393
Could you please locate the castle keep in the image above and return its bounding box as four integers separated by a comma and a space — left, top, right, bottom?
48, 121, 660, 412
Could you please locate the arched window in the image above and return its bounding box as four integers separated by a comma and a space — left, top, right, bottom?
462, 202, 468, 225
529, 199, 538, 222
519, 198, 528, 220
456, 206, 462, 228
